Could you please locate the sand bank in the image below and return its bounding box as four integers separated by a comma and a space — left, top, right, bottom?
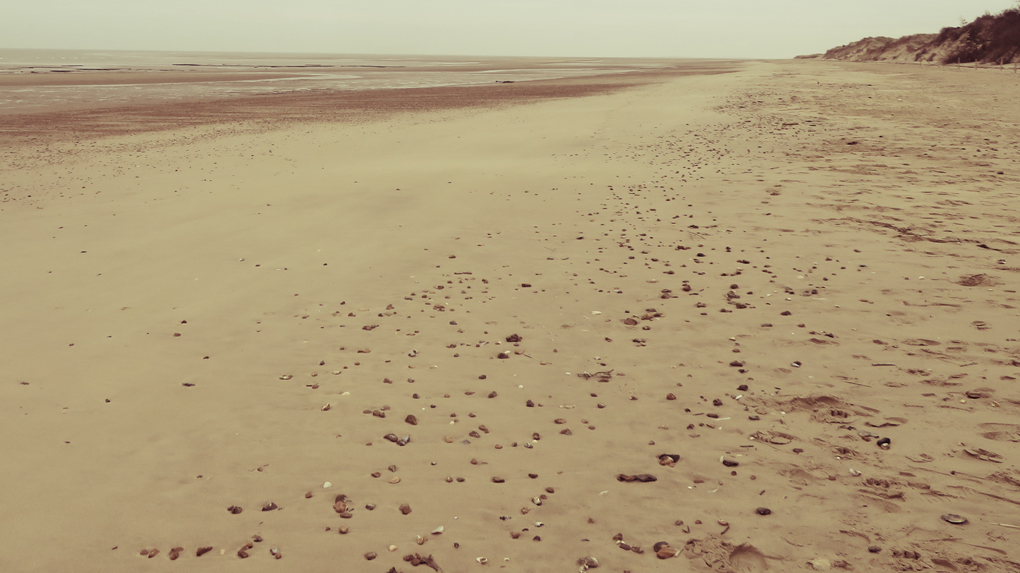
1, 60, 1019, 572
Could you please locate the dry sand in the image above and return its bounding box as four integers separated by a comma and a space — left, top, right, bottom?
1, 60, 1019, 572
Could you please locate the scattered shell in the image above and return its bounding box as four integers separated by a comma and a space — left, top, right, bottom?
477, 557, 488, 564
261, 502, 278, 511
577, 556, 599, 571
389, 476, 401, 484
279, 375, 293, 380
323, 482, 332, 488
810, 558, 831, 571
941, 513, 968, 525
321, 403, 331, 411
656, 546, 678, 559
432, 526, 445, 535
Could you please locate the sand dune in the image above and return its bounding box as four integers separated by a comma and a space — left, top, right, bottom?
1, 59, 1019, 572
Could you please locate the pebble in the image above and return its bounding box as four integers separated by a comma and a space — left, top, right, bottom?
365, 552, 378, 561
756, 507, 772, 515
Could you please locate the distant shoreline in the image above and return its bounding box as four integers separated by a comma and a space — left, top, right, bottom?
0, 57, 742, 145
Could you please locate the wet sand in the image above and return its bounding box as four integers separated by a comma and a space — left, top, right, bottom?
1, 59, 1019, 572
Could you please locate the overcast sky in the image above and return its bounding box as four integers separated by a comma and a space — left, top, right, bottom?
2, 0, 1016, 59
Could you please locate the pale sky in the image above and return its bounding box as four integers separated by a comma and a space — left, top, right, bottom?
2, 0, 1016, 59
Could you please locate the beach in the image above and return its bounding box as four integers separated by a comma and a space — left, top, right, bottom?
1, 57, 1019, 572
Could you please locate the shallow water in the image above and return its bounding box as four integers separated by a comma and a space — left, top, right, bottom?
0, 49, 700, 114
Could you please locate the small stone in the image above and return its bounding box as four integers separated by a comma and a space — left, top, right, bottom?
400, 504, 412, 515
227, 505, 243, 514
941, 513, 968, 525
577, 555, 599, 569
810, 558, 831, 571
492, 477, 505, 483
868, 546, 881, 553
365, 552, 378, 561
756, 507, 771, 515
261, 502, 278, 511
196, 546, 213, 557
405, 415, 418, 425
722, 457, 739, 467
389, 476, 401, 484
